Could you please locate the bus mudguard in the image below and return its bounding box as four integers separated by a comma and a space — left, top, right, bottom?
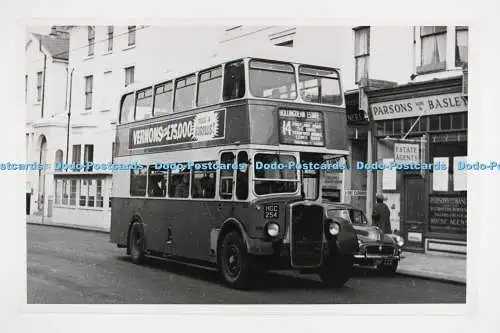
214, 218, 274, 257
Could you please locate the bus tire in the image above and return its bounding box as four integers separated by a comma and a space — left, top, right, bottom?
318, 254, 353, 288
219, 231, 252, 289
128, 221, 145, 265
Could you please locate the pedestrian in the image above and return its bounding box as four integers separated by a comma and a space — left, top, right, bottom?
372, 193, 392, 234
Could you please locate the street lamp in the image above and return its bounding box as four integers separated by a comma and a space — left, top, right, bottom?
65, 68, 74, 164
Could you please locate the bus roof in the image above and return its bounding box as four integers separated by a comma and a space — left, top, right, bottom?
121, 44, 341, 96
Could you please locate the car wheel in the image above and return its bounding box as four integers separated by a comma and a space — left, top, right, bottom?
318, 254, 353, 288
128, 221, 145, 265
378, 260, 398, 275
219, 231, 252, 289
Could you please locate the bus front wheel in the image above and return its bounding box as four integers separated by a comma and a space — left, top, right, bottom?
219, 231, 252, 289
128, 221, 145, 265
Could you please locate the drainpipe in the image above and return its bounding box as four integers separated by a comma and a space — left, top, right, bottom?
39, 39, 47, 118
65, 68, 74, 164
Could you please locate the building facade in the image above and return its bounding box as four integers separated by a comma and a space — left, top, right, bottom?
25, 29, 69, 219
366, 26, 468, 254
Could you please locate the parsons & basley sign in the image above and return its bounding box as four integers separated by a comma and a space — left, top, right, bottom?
129, 109, 226, 149
370, 93, 467, 121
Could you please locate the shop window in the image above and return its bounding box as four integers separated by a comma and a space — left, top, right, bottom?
108, 181, 113, 208
440, 114, 451, 130
88, 180, 95, 207
80, 180, 88, 206
55, 179, 62, 205
451, 113, 463, 129
62, 180, 69, 205
191, 162, 216, 199
70, 179, 77, 205
385, 120, 394, 134
393, 119, 401, 134
376, 121, 384, 134
130, 167, 147, 196
148, 165, 168, 197
96, 180, 104, 208
429, 115, 440, 131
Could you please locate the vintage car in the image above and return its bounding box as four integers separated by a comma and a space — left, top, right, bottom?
325, 203, 404, 274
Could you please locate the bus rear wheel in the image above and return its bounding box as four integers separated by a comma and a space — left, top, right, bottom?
219, 231, 252, 289
128, 221, 145, 265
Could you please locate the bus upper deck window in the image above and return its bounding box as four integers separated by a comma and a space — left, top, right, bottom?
153, 81, 173, 116
135, 87, 153, 121
120, 93, 135, 123
223, 60, 245, 100
249, 60, 297, 100
174, 75, 196, 112
198, 67, 222, 107
298, 66, 342, 105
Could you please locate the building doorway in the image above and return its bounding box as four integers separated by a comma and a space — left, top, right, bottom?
403, 175, 426, 252
37, 135, 47, 214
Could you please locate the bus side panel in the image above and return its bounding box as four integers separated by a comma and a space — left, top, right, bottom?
110, 198, 132, 247
324, 109, 348, 151
247, 104, 279, 144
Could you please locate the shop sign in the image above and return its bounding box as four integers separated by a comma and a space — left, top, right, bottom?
394, 143, 420, 164
344, 189, 367, 197
371, 93, 467, 121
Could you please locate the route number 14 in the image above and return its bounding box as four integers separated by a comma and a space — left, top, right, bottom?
282, 120, 292, 136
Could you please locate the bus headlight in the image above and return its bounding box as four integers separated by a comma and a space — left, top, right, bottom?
266, 222, 280, 237
328, 222, 340, 236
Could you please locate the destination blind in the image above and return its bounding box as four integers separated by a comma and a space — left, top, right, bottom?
278, 109, 325, 146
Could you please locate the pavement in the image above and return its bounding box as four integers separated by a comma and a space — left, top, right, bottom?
27, 224, 466, 304
398, 251, 466, 285
26, 216, 467, 286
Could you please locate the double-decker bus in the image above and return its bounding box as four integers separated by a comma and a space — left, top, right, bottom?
110, 50, 359, 289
